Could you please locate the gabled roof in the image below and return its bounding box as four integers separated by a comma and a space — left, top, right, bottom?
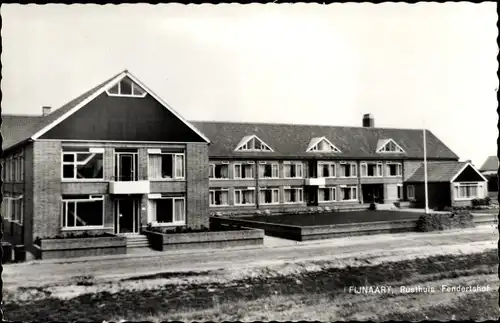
234, 134, 274, 152
406, 161, 487, 183
376, 138, 405, 153
190, 121, 460, 160
306, 137, 341, 153
2, 70, 210, 151
479, 156, 498, 172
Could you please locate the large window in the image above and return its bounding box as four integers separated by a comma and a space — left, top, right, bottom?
284, 162, 303, 178
387, 163, 402, 177
318, 187, 336, 202
259, 163, 279, 179
107, 77, 147, 98
2, 194, 23, 223
234, 188, 255, 205
209, 163, 229, 179
149, 152, 184, 179
61, 195, 104, 228
339, 162, 357, 178
318, 162, 336, 178
209, 189, 229, 206
284, 187, 303, 203
234, 163, 254, 179
340, 185, 357, 201
455, 183, 479, 200
62, 149, 104, 180
259, 188, 280, 204
360, 162, 383, 177
148, 196, 185, 224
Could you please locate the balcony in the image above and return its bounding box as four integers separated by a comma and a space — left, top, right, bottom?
304, 178, 326, 186
109, 180, 150, 195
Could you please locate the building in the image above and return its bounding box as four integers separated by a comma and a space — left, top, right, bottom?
1, 70, 210, 256
479, 155, 498, 196
1, 69, 488, 257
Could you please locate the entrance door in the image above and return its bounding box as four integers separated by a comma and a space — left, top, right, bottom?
115, 198, 139, 234
362, 184, 384, 204
307, 186, 319, 206
116, 153, 137, 181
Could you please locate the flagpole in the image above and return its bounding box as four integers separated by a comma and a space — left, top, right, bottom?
423, 123, 429, 214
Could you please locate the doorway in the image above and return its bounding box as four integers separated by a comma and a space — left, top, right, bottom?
115, 198, 140, 234
362, 184, 384, 204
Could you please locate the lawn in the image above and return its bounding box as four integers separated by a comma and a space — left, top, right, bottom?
241, 210, 422, 226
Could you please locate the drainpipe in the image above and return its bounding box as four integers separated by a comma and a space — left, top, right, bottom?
357, 160, 362, 204
255, 160, 260, 210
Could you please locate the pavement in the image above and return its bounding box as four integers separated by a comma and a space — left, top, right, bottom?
2, 225, 497, 288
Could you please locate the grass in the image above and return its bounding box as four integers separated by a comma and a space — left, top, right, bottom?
242, 210, 422, 226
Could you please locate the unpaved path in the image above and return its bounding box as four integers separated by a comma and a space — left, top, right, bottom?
3, 226, 497, 288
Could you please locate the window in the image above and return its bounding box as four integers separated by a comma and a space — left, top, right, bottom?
234, 163, 254, 179
106, 77, 147, 98
3, 194, 23, 223
61, 195, 104, 228
377, 139, 405, 153
340, 185, 358, 201
1, 160, 4, 181
62, 150, 104, 180
455, 183, 479, 200
149, 153, 184, 179
235, 135, 273, 152
209, 189, 229, 206
209, 163, 229, 179
148, 196, 185, 224
361, 162, 383, 177
259, 188, 280, 204
283, 162, 303, 178
397, 184, 403, 199
318, 162, 336, 178
307, 137, 341, 153
284, 187, 303, 203
407, 185, 415, 200
259, 163, 279, 179
318, 187, 336, 202
339, 163, 357, 178
387, 163, 402, 177
234, 188, 255, 205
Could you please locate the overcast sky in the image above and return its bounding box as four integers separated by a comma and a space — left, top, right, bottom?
1, 3, 498, 166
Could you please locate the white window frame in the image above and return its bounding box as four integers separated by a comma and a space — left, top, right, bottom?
307, 137, 342, 153
284, 187, 304, 204
209, 163, 230, 180
148, 196, 186, 226
318, 162, 336, 178
387, 162, 403, 177
209, 189, 230, 207
61, 149, 105, 181
318, 186, 337, 203
148, 151, 185, 180
397, 184, 403, 200
61, 195, 105, 230
235, 135, 274, 152
454, 183, 480, 200
407, 185, 415, 200
234, 188, 256, 206
361, 162, 384, 177
283, 162, 304, 179
4, 194, 23, 224
234, 163, 254, 179
340, 185, 358, 202
377, 139, 406, 153
106, 77, 147, 98
339, 162, 357, 178
259, 187, 280, 205
258, 162, 280, 179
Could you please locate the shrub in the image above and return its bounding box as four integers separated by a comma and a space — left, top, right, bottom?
369, 203, 376, 211
472, 197, 492, 207
417, 211, 475, 232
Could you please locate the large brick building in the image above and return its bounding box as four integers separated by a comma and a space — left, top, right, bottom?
1, 70, 488, 258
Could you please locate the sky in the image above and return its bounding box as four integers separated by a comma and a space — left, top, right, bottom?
1, 3, 498, 166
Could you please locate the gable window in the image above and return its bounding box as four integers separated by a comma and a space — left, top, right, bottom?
339, 162, 357, 178
318, 162, 336, 178
284, 187, 303, 203
387, 163, 402, 177
106, 77, 147, 98
360, 162, 383, 177
454, 183, 479, 200
234, 163, 254, 179
318, 187, 336, 202
234, 188, 255, 205
148, 196, 185, 224
209, 189, 229, 206
259, 187, 280, 204
407, 185, 415, 200
148, 150, 184, 180
61, 195, 104, 228
307, 137, 341, 153
284, 162, 303, 178
377, 139, 405, 153
259, 163, 279, 179
62, 148, 104, 180
340, 185, 358, 201
209, 163, 229, 179
235, 135, 273, 152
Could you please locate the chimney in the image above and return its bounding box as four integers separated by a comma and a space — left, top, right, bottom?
362, 113, 375, 127
42, 106, 51, 116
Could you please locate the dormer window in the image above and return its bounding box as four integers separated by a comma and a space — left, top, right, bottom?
235, 135, 273, 152
376, 139, 405, 153
307, 137, 341, 153
106, 77, 147, 98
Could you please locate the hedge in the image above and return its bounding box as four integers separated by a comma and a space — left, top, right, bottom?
416, 211, 475, 232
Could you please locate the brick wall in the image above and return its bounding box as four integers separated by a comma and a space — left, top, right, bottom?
186, 143, 210, 229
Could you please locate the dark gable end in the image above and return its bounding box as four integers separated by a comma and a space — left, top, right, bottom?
453, 165, 486, 182
40, 92, 206, 143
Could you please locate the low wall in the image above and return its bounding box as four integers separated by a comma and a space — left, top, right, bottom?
143, 227, 264, 251
34, 235, 127, 259
210, 217, 302, 240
